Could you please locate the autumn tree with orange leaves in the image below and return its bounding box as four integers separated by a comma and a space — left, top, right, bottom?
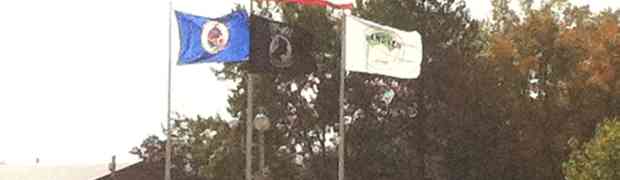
487, 0, 620, 179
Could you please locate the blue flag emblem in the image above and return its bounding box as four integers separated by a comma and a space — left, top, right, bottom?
176, 10, 250, 64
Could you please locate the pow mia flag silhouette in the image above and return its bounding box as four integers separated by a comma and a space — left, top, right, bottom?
249, 15, 316, 75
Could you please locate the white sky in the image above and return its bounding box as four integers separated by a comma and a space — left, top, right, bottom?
0, 0, 618, 166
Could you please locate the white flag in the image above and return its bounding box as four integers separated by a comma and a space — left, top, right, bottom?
345, 15, 423, 79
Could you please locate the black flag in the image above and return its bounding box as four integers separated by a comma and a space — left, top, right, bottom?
249, 15, 316, 75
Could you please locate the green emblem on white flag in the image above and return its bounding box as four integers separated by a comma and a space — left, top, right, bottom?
345, 15, 423, 79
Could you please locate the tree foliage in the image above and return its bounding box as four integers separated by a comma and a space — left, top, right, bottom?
563, 118, 620, 180
486, 0, 620, 179
131, 1, 620, 180
130, 115, 243, 179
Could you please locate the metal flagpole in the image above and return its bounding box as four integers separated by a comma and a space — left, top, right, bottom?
246, 72, 254, 180
246, 1, 254, 180
246, 73, 254, 180
165, 1, 173, 180
338, 12, 346, 180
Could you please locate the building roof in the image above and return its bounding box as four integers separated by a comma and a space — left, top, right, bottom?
95, 160, 205, 180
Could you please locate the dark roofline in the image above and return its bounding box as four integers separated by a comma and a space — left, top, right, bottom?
95, 160, 205, 180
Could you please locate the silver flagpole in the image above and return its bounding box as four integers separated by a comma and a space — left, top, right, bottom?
246, 1, 254, 180
246, 73, 254, 180
338, 13, 346, 180
165, 1, 173, 180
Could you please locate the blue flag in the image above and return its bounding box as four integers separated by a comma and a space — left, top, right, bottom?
175, 10, 250, 64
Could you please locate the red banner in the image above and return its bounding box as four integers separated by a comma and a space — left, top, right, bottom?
272, 0, 353, 9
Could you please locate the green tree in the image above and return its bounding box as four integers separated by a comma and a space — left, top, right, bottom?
171, 115, 243, 180
130, 115, 242, 179
351, 0, 487, 179
218, 0, 497, 179
563, 117, 620, 180
130, 135, 166, 163
217, 2, 342, 180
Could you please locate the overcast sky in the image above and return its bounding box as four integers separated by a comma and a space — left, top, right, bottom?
0, 0, 618, 166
